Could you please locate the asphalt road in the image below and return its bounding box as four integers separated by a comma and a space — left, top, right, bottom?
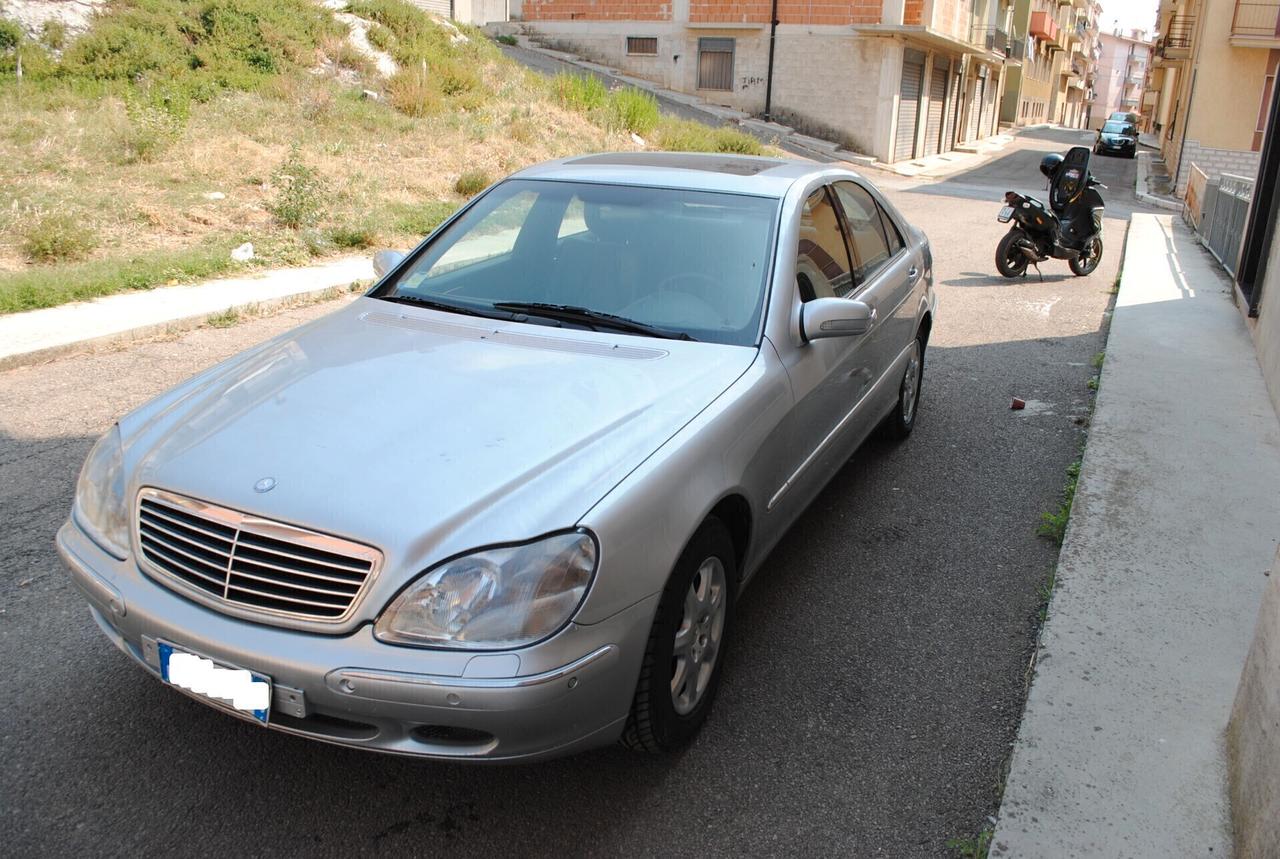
0, 129, 1152, 857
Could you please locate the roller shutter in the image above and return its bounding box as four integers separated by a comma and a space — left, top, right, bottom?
417, 0, 452, 17
923, 57, 949, 157
894, 50, 925, 162
966, 76, 985, 142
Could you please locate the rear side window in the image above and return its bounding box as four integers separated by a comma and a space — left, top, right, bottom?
796, 188, 854, 301
832, 182, 894, 284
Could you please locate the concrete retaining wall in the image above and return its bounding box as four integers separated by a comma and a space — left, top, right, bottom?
1228, 549, 1280, 859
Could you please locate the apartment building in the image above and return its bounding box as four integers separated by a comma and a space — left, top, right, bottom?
999, 0, 1098, 129
1091, 30, 1153, 130
1150, 0, 1279, 193
520, 0, 1021, 163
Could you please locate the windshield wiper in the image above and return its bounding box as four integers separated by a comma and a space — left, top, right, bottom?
492, 302, 696, 341
376, 293, 514, 320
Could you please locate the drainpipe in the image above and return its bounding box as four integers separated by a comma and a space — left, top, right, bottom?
764, 0, 779, 121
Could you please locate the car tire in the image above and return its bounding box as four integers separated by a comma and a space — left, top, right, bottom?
996, 228, 1030, 278
879, 334, 925, 440
620, 518, 735, 753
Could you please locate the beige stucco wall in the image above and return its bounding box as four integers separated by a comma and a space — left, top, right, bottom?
1227, 547, 1280, 859
1184, 9, 1270, 152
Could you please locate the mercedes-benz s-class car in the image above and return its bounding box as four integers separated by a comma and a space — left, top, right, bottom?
59, 152, 936, 761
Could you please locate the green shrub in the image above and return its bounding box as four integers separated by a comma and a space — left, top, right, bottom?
118, 89, 189, 162
328, 222, 380, 248
453, 170, 491, 196
607, 87, 659, 135
366, 23, 395, 53
495, 34, 517, 46
56, 0, 340, 96
266, 147, 329, 228
652, 118, 765, 155
40, 20, 67, 51
22, 214, 99, 263
391, 200, 456, 235
386, 65, 441, 116
553, 72, 608, 114
0, 18, 23, 52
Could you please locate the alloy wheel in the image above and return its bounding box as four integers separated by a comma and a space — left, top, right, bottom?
670, 556, 727, 715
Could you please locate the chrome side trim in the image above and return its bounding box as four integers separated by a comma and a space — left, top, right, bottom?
329, 645, 617, 693
767, 340, 915, 511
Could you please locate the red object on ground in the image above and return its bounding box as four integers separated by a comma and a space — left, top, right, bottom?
1011, 397, 1026, 410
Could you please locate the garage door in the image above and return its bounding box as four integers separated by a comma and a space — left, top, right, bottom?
966, 76, 985, 142
417, 0, 452, 16
922, 57, 949, 157
942, 66, 961, 153
894, 49, 925, 162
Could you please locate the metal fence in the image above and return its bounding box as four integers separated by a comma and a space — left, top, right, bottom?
1195, 172, 1255, 277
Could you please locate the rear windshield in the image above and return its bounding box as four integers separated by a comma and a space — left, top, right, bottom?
1102, 122, 1134, 135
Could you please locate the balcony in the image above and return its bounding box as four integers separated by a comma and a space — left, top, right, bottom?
1159, 13, 1194, 58
1231, 2, 1280, 47
970, 25, 1013, 57
1030, 10, 1061, 46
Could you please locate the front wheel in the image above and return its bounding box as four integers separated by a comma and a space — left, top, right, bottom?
621, 518, 735, 753
996, 228, 1030, 278
1070, 235, 1103, 276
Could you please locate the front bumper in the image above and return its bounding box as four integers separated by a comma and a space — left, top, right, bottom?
57, 520, 657, 762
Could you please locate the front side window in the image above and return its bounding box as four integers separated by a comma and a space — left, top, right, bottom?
832, 182, 894, 285
795, 188, 853, 301
382, 179, 779, 346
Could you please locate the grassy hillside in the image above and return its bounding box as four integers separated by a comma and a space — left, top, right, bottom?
0, 0, 768, 313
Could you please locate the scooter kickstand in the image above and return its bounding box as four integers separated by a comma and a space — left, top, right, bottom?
1031, 261, 1044, 281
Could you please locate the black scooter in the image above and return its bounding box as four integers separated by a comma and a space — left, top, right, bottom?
995, 146, 1106, 278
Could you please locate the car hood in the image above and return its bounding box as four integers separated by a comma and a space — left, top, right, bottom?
123, 298, 757, 582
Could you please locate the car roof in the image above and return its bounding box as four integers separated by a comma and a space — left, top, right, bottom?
510, 151, 848, 197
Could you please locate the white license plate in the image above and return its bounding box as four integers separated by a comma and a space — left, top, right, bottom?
159, 641, 271, 724
997, 206, 1014, 223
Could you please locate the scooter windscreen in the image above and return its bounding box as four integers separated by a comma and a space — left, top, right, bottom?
1050, 146, 1092, 212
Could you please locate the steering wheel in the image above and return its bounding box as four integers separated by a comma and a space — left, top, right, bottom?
620, 286, 723, 329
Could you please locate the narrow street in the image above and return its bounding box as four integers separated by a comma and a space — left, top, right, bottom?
0, 129, 1154, 856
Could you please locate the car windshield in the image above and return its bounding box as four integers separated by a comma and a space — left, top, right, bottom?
380, 179, 780, 346
1102, 122, 1134, 135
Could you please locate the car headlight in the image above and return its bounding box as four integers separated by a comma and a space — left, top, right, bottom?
72, 424, 129, 559
374, 532, 597, 649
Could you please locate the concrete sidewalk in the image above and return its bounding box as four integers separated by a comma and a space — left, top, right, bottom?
0, 255, 372, 370
991, 214, 1280, 856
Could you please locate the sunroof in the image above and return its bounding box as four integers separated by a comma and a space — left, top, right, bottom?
567, 152, 785, 176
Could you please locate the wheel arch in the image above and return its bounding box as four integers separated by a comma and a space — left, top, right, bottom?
705, 493, 752, 580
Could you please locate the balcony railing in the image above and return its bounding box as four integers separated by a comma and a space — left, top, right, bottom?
1163, 13, 1195, 50
970, 25, 1012, 56
1232, 2, 1280, 38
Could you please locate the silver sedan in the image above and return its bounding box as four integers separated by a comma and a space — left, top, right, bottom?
59, 152, 936, 761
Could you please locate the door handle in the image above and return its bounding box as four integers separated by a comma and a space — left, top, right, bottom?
907, 265, 921, 282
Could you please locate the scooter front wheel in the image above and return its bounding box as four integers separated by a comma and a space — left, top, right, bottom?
996, 229, 1030, 278
1070, 236, 1103, 276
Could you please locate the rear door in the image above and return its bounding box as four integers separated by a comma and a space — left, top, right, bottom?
831, 181, 919, 396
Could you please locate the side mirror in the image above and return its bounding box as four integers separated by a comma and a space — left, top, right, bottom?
801, 297, 876, 341
372, 249, 406, 279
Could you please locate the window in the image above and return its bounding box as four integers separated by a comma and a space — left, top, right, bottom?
423, 190, 536, 277
796, 189, 853, 301
697, 38, 734, 91
832, 182, 895, 284
626, 36, 658, 56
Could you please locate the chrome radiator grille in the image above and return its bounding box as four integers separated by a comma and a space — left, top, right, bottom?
136, 489, 380, 623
